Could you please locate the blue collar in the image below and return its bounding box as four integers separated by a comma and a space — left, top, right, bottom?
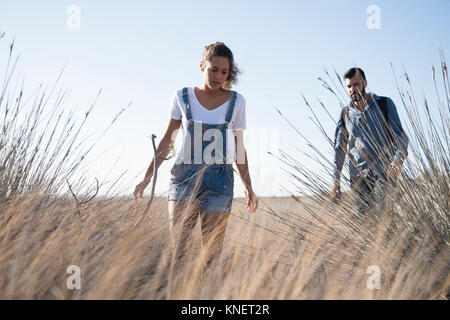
350, 93, 381, 111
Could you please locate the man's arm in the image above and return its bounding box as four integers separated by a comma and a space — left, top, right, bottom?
333, 110, 348, 184
331, 110, 348, 197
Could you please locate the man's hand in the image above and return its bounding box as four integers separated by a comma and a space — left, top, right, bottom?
387, 158, 403, 179
331, 183, 342, 200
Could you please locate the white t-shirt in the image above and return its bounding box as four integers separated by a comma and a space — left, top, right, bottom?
169, 87, 246, 164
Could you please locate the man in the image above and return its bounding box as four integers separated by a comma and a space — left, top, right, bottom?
331, 67, 409, 215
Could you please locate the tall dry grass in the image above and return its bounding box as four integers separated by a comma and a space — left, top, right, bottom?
0, 35, 448, 299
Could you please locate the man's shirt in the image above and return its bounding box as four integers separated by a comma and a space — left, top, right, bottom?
333, 93, 409, 184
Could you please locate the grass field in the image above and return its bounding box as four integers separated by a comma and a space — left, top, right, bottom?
0, 192, 448, 299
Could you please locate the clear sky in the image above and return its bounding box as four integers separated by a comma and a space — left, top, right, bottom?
1, 0, 449, 198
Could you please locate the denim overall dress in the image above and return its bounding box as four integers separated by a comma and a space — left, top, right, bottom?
167, 87, 237, 212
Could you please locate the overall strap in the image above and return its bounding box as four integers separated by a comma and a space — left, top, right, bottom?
225, 91, 238, 123
182, 87, 193, 120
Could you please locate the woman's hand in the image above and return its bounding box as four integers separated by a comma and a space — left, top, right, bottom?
331, 183, 342, 200
133, 177, 151, 200
387, 158, 403, 179
244, 188, 258, 213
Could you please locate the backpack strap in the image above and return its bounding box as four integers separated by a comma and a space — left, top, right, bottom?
373, 96, 395, 143
225, 91, 238, 123
376, 96, 388, 123
182, 87, 193, 121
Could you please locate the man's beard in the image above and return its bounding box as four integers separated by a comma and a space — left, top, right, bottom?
351, 87, 366, 103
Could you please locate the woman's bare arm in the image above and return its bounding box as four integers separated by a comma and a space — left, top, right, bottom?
234, 130, 258, 213
134, 118, 181, 199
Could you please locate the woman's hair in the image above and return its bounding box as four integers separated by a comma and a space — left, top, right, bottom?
202, 42, 240, 89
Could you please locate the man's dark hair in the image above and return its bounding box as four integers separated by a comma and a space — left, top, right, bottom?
344, 67, 366, 81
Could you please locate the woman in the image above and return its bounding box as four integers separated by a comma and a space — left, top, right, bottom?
134, 42, 258, 269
